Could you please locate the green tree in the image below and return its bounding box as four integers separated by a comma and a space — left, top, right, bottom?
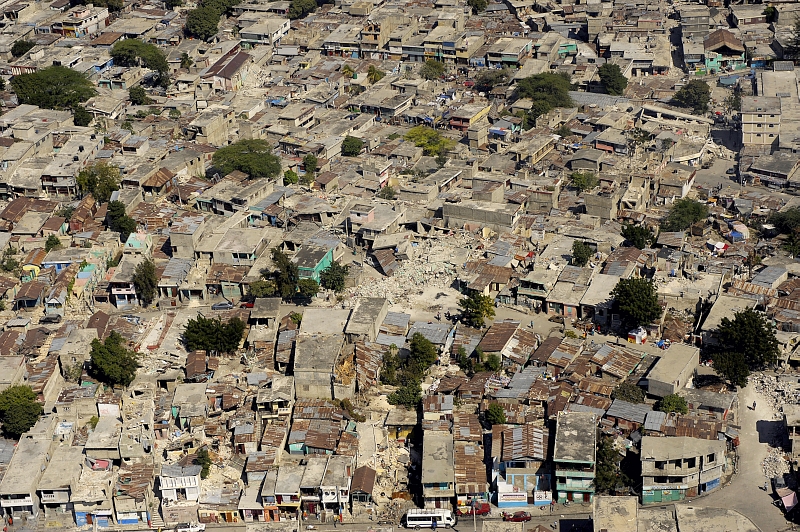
769, 207, 800, 234
467, 0, 487, 13
247, 279, 276, 298
367, 65, 385, 84
711, 351, 750, 388
195, 448, 212, 479
166, 0, 182, 8
269, 248, 299, 300
186, 6, 220, 40
10, 40, 35, 58
673, 80, 711, 114
661, 199, 709, 232
169, 108, 181, 119
180, 52, 193, 69
0, 385, 42, 438
11, 65, 96, 110
611, 277, 662, 329
485, 403, 506, 425
387, 377, 421, 409
213, 139, 281, 179
320, 261, 349, 292
571, 240, 592, 267
132, 258, 157, 306
598, 63, 628, 96
128, 86, 152, 105
184, 315, 245, 353
475, 68, 513, 93
283, 169, 299, 185
377, 186, 396, 200
484, 353, 501, 371
404, 125, 455, 156
570, 171, 598, 192
297, 278, 319, 299
763, 5, 776, 22
73, 105, 92, 127
341, 136, 364, 156
611, 382, 645, 404
656, 394, 688, 414
381, 348, 400, 385
57, 206, 75, 221
110, 39, 169, 86
45, 234, 62, 252
303, 153, 318, 175
716, 308, 780, 369
77, 161, 120, 203
408, 332, 438, 375
90, 331, 139, 387
456, 345, 472, 375
419, 60, 446, 80
516, 72, 574, 107
595, 436, 626, 493
107, 200, 137, 243
621, 224, 654, 249
288, 0, 316, 19
458, 292, 496, 328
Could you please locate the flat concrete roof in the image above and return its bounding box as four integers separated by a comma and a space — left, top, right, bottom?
554, 411, 597, 464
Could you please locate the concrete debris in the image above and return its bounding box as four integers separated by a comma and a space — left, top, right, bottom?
762, 447, 790, 480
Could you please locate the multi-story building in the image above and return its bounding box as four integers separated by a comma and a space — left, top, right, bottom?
741, 96, 781, 149
422, 431, 455, 509
553, 412, 597, 503
640, 436, 726, 504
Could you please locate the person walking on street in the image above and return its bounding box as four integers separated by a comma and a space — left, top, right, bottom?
753, 401, 757, 410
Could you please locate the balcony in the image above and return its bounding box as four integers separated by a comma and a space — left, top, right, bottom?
40, 492, 69, 503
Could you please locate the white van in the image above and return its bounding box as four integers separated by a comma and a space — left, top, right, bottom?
404, 509, 458, 529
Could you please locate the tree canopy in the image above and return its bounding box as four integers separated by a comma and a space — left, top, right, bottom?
246, 279, 277, 299
458, 292, 496, 328
621, 224, 654, 249
129, 86, 152, 105
110, 39, 169, 86
367, 65, 385, 84
475, 68, 513, 93
73, 105, 92, 127
303, 153, 318, 175
377, 186, 396, 200
11, 65, 96, 110
77, 162, 120, 203
288, 0, 316, 19
195, 448, 213, 479
673, 80, 711, 115
467, 0, 487, 13
212, 139, 281, 179
404, 126, 455, 157
90, 331, 139, 387
45, 235, 62, 252
186, 7, 220, 40
656, 394, 688, 415
419, 60, 446, 80
769, 207, 800, 235
133, 258, 157, 307
107, 201, 137, 243
611, 277, 662, 329
785, 15, 800, 61
385, 333, 440, 409
11, 40, 35, 58
611, 382, 645, 404
572, 240, 592, 267
571, 171, 598, 192
711, 351, 750, 388
320, 261, 349, 292
595, 436, 627, 493
661, 199, 709, 232
0, 385, 42, 438
716, 308, 780, 370
297, 278, 319, 299
341, 136, 364, 157
598, 63, 628, 96
184, 315, 245, 353
514, 72, 574, 127
485, 403, 506, 425
268, 248, 299, 300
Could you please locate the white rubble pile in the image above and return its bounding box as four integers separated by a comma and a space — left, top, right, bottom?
754, 374, 800, 412
762, 447, 790, 479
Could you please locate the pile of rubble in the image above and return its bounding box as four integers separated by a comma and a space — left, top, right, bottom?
762, 447, 790, 480
754, 374, 800, 414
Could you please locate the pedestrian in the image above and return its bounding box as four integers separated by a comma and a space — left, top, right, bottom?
333, 516, 338, 528
550, 500, 555, 513
432, 518, 437, 530
765, 481, 769, 491
754, 401, 757, 410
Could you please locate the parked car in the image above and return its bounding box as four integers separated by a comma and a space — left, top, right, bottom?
240, 301, 255, 308
464, 79, 475, 88
726, 167, 737, 175
503, 511, 531, 522
175, 524, 205, 532
457, 503, 490, 516
40, 314, 62, 324
211, 301, 233, 310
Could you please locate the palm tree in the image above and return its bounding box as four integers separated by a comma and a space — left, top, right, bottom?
367, 65, 385, 84
341, 64, 355, 78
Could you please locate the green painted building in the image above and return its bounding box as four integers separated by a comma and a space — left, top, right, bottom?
293, 244, 334, 283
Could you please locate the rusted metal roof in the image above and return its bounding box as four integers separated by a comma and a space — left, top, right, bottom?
455, 441, 487, 495
453, 413, 482, 442
500, 424, 549, 462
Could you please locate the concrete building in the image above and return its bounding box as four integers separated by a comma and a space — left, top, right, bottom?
741, 96, 781, 149
344, 298, 389, 343
640, 436, 726, 504
645, 344, 700, 398
422, 431, 455, 509
0, 433, 55, 519
553, 412, 596, 503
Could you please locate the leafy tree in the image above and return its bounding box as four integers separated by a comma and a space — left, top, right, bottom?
661, 199, 708, 232
184, 315, 245, 353
341, 136, 364, 156
283, 170, 298, 185
186, 7, 220, 40
107, 201, 137, 243
598, 63, 628, 96
320, 261, 349, 292
656, 394, 688, 415
484, 353, 501, 371
247, 279, 276, 298
73, 105, 92, 127
303, 153, 318, 175
467, 0, 488, 13
45, 235, 63, 252
195, 448, 212, 479
556, 124, 572, 137
456, 345, 472, 375
571, 240, 592, 267
110, 39, 169, 86
516, 72, 573, 108
0, 385, 42, 438
785, 15, 800, 61
387, 377, 421, 409
408, 332, 438, 375
381, 348, 400, 385
169, 108, 182, 119
611, 382, 645, 404
673, 80, 711, 114
367, 65, 385, 84
11, 65, 96, 110
213, 139, 281, 179
166, 0, 182, 8
269, 248, 299, 300
128, 86, 152, 105
11, 40, 35, 58
132, 258, 157, 306
404, 125, 455, 156
77, 162, 120, 203
180, 52, 193, 69
724, 91, 742, 113
716, 308, 780, 369
711, 351, 750, 388
763, 5, 776, 22
458, 292, 496, 328
289, 312, 303, 325
57, 206, 75, 221
611, 277, 661, 329
288, 0, 316, 19
297, 278, 319, 299
475, 68, 513, 93
90, 331, 139, 387
570, 171, 598, 192
485, 403, 506, 425
377, 186, 396, 200
595, 436, 626, 493
419, 60, 446, 80
769, 207, 800, 234
622, 224, 654, 249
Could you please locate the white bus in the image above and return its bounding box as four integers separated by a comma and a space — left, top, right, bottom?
404, 509, 458, 529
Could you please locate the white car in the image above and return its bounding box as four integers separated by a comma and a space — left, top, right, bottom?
175, 524, 205, 532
